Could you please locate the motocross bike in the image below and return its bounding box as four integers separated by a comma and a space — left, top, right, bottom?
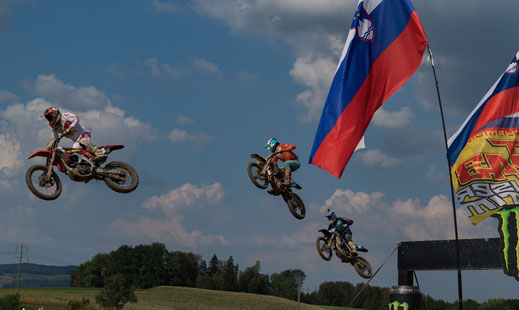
25, 134, 139, 201
316, 225, 373, 279
247, 152, 306, 219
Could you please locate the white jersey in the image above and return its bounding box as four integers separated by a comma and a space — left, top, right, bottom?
52, 112, 90, 144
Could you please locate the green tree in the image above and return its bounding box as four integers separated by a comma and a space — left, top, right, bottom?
167, 251, 201, 287
95, 274, 137, 310
222, 256, 239, 291
269, 273, 297, 300
0, 293, 20, 310
208, 254, 219, 276
317, 281, 355, 306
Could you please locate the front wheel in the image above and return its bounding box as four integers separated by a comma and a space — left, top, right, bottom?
25, 165, 62, 201
103, 161, 139, 193
353, 256, 373, 279
283, 192, 306, 219
247, 162, 268, 189
316, 236, 332, 261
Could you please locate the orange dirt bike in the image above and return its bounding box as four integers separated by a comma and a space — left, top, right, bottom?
247, 152, 306, 219
316, 224, 373, 279
26, 134, 139, 200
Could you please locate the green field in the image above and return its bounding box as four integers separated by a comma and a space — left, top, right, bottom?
0, 286, 363, 310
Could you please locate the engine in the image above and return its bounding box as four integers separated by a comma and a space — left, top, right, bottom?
67, 154, 94, 181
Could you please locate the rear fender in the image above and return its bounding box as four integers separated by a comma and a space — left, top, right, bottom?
249, 154, 266, 163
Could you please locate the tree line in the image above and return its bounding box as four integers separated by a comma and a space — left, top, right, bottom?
69, 243, 519, 310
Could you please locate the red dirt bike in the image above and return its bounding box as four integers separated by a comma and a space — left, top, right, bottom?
247, 152, 306, 220
26, 134, 139, 200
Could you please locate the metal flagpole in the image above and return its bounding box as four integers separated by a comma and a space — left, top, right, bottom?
427, 44, 463, 310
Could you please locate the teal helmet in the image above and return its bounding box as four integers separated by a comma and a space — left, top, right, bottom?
265, 138, 279, 153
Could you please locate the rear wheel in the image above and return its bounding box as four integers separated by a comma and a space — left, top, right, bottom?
283, 192, 306, 219
247, 162, 268, 189
354, 256, 373, 279
25, 165, 62, 201
103, 161, 139, 193
316, 236, 332, 261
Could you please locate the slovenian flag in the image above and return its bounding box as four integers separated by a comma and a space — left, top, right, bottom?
309, 0, 428, 178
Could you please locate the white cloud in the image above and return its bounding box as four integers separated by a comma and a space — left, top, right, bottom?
176, 115, 195, 125
152, 0, 178, 14
237, 70, 258, 81
143, 182, 224, 216
193, 58, 222, 77
168, 129, 215, 152
145, 57, 184, 78
357, 148, 403, 168
289, 56, 336, 122
425, 165, 446, 182
372, 106, 415, 128
0, 89, 19, 103
0, 77, 157, 161
320, 189, 496, 242
23, 74, 110, 110
320, 189, 385, 214
0, 134, 23, 171
111, 182, 227, 248
107, 63, 125, 77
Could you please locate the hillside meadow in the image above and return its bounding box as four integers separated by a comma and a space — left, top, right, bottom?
0, 286, 363, 310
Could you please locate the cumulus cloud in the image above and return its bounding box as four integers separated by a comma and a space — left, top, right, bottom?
320, 189, 496, 242
356, 148, 403, 168
1, 77, 157, 158
372, 107, 415, 128
111, 182, 227, 247
193, 58, 222, 77
0, 90, 19, 103
320, 189, 384, 214
0, 134, 23, 171
23, 74, 110, 110
168, 129, 215, 152
152, 0, 178, 14
289, 56, 336, 122
176, 115, 195, 125
143, 182, 224, 216
425, 165, 446, 182
237, 70, 258, 81
145, 57, 184, 78
107, 63, 125, 77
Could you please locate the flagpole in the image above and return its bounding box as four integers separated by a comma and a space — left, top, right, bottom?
427, 44, 463, 310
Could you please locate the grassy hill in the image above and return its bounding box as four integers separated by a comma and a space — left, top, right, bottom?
0, 286, 363, 310
0, 263, 76, 288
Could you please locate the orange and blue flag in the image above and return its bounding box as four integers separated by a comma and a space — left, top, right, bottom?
448, 51, 519, 225
309, 0, 428, 178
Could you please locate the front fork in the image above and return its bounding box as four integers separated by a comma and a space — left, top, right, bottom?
44, 149, 57, 182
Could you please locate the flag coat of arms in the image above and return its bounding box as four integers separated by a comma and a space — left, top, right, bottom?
308, 0, 428, 178
448, 51, 519, 225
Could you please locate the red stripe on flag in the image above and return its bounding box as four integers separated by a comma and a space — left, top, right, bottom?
312, 12, 427, 178
471, 86, 519, 136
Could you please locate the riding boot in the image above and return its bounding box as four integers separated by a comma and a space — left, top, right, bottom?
82, 140, 108, 163
348, 241, 358, 256
284, 170, 292, 186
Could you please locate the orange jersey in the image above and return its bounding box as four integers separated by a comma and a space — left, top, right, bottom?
272, 144, 298, 164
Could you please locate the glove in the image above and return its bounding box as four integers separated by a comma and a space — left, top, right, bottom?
46, 138, 56, 150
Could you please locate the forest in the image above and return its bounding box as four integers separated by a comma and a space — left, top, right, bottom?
69, 243, 519, 310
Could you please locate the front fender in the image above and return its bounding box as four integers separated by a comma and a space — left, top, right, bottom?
28, 150, 51, 159
318, 229, 331, 237
249, 153, 266, 163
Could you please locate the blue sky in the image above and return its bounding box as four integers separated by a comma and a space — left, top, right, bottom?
0, 0, 518, 302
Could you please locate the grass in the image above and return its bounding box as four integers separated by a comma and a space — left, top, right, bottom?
0, 286, 335, 310
318, 306, 362, 310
